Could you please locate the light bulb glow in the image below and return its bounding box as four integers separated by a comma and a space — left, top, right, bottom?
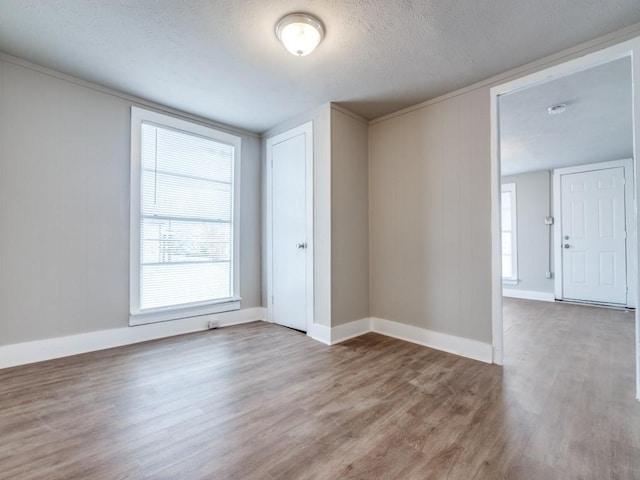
276, 14, 324, 57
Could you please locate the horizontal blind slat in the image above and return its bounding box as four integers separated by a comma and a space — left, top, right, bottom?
140, 123, 234, 311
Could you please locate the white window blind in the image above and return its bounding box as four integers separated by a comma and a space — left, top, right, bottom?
130, 107, 241, 325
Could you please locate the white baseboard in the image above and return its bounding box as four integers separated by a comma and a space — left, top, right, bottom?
0, 307, 265, 370
308, 323, 331, 345
308, 317, 370, 345
331, 318, 371, 344
3, 309, 494, 369
371, 318, 493, 363
312, 316, 493, 364
502, 288, 556, 302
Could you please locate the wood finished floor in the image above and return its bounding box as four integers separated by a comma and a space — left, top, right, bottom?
1, 299, 638, 479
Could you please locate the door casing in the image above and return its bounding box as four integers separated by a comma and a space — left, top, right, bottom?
490, 35, 640, 400
265, 122, 314, 332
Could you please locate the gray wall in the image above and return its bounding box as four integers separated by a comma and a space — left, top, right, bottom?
331, 107, 369, 326
3, 24, 639, 350
0, 58, 261, 346
369, 89, 491, 343
501, 171, 554, 294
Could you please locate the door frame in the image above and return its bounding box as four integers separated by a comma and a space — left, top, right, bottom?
265, 121, 314, 332
552, 159, 636, 307
490, 35, 640, 399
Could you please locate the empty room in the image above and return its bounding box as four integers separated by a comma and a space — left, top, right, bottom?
1, 2, 640, 479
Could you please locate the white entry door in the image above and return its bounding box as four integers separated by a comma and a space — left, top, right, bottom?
267, 123, 313, 332
560, 167, 627, 305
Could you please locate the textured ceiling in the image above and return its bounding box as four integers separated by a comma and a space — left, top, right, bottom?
500, 57, 633, 177
0, 1, 639, 133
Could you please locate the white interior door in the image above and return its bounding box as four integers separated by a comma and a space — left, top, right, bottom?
268, 126, 311, 332
561, 167, 627, 305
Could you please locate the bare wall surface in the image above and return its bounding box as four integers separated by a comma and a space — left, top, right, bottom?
0, 59, 261, 346
502, 171, 554, 295
369, 89, 491, 343
331, 108, 369, 326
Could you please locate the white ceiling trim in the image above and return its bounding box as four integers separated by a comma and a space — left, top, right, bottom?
2, 2, 639, 132
370, 22, 640, 126
2, 21, 640, 136
0, 51, 260, 138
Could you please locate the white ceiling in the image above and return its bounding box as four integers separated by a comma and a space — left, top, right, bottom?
0, 1, 639, 133
499, 57, 633, 177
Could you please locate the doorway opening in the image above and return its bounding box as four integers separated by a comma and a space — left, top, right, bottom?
490, 38, 640, 399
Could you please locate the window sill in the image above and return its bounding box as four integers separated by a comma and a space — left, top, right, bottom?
130, 298, 241, 326
502, 278, 519, 286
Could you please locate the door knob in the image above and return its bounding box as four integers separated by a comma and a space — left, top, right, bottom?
296, 243, 307, 249
564, 244, 570, 249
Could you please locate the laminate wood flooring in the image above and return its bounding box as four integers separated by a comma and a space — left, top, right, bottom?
0, 298, 638, 479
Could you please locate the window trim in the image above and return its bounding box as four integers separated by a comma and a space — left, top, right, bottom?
501, 182, 518, 285
129, 107, 241, 326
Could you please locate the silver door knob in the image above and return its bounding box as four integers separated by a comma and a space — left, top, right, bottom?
564, 244, 570, 249
296, 243, 307, 249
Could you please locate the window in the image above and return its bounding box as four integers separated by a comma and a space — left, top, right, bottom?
501, 183, 518, 284
130, 107, 241, 325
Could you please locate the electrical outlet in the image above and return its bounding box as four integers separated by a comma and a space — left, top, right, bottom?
208, 320, 220, 330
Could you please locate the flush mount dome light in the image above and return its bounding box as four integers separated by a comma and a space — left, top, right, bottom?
276, 13, 324, 56
548, 103, 567, 115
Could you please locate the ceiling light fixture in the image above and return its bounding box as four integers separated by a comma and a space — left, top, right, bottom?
276, 13, 324, 57
547, 103, 567, 115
